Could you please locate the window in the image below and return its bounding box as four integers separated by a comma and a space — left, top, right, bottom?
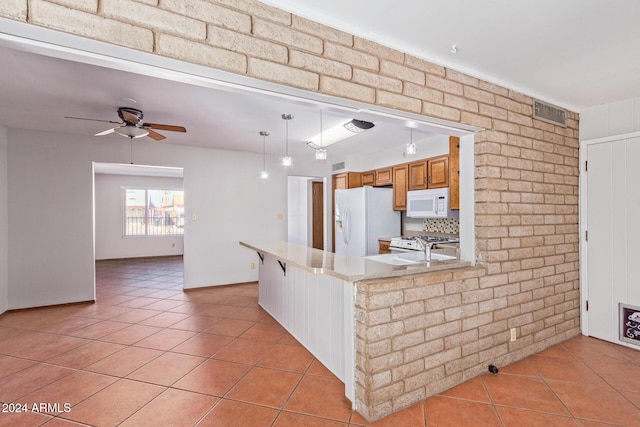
124, 188, 184, 236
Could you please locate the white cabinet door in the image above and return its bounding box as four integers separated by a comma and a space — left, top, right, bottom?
585, 136, 640, 344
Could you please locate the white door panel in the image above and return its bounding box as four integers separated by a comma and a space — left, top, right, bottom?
586, 136, 640, 344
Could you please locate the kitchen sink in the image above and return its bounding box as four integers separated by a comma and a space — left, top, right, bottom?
365, 251, 456, 265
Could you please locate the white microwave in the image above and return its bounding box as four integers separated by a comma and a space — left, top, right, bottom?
406, 188, 459, 218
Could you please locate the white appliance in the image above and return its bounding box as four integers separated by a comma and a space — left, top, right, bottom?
389, 235, 459, 253
406, 188, 459, 218
335, 186, 400, 256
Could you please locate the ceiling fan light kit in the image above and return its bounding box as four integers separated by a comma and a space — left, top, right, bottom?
114, 126, 149, 139
66, 106, 186, 142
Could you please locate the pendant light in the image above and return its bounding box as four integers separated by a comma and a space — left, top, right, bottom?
315, 110, 327, 160
281, 114, 293, 166
406, 127, 417, 155
260, 131, 269, 179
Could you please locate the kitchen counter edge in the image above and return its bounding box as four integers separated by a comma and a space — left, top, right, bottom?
239, 240, 471, 282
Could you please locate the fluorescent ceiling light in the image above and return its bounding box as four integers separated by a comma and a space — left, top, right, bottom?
307, 119, 374, 148
114, 126, 149, 139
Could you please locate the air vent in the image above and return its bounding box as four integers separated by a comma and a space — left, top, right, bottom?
332, 161, 346, 172
533, 99, 567, 127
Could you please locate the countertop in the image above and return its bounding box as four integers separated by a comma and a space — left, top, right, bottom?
239, 240, 470, 282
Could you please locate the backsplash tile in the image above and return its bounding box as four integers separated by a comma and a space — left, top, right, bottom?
422, 218, 459, 234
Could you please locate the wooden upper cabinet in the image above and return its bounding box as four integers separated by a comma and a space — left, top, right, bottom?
408, 156, 449, 190
361, 171, 375, 186
408, 160, 428, 191
449, 136, 460, 209
392, 164, 408, 210
427, 155, 449, 188
375, 167, 393, 186
333, 172, 361, 190
362, 168, 393, 186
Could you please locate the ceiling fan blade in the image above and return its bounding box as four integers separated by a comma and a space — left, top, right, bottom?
95, 127, 116, 136
146, 129, 166, 141
65, 116, 121, 124
143, 123, 187, 133
120, 109, 140, 124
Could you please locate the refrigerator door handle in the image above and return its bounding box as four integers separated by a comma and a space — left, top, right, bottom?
343, 207, 350, 245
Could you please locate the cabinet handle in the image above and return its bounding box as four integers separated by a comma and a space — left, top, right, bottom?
428, 175, 432, 184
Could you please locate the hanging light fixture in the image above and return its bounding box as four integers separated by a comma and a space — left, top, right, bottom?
315, 110, 327, 160
260, 131, 269, 179
281, 114, 293, 166
406, 127, 417, 155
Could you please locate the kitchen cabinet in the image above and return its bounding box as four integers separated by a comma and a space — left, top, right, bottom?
361, 171, 375, 186
362, 168, 393, 187
379, 239, 391, 254
449, 136, 460, 210
333, 172, 362, 190
375, 167, 393, 186
408, 160, 427, 190
392, 164, 408, 210
428, 155, 449, 189
408, 156, 449, 190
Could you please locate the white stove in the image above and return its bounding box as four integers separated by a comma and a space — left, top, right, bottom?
389, 235, 459, 252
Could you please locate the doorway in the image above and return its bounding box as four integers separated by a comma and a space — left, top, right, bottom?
93, 162, 185, 295
287, 176, 325, 248
312, 181, 324, 250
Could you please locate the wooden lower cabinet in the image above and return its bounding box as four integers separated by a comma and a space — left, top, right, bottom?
392, 164, 408, 210
379, 239, 391, 254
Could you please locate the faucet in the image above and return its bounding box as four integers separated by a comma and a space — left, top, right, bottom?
413, 236, 436, 262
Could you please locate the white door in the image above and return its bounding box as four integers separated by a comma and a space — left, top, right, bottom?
584, 136, 640, 344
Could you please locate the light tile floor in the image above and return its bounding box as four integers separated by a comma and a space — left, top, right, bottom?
1, 256, 639, 426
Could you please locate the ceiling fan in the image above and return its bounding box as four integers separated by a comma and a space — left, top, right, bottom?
65, 107, 187, 141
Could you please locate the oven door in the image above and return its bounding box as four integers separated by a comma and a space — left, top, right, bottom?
389, 246, 418, 254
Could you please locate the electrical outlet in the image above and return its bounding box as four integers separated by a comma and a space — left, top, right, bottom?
191, 214, 197, 221
250, 262, 256, 269
510, 328, 516, 342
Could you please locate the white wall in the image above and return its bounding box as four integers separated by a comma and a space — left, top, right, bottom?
94, 173, 184, 260
349, 134, 450, 171
580, 97, 640, 140
287, 176, 310, 246
7, 129, 294, 309
0, 125, 8, 315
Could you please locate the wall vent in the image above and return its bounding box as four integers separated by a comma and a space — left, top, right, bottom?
332, 161, 346, 172
533, 99, 567, 127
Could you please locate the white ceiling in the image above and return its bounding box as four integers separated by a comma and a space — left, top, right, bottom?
0, 37, 457, 161
1, 1, 637, 161
262, 0, 640, 111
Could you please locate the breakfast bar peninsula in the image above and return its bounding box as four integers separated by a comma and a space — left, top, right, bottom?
240, 240, 475, 422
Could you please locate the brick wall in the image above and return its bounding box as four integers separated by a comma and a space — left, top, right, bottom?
1, 0, 580, 421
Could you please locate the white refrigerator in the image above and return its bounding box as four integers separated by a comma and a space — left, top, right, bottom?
334, 186, 401, 256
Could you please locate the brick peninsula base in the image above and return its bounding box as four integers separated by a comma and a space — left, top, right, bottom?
353, 266, 579, 421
